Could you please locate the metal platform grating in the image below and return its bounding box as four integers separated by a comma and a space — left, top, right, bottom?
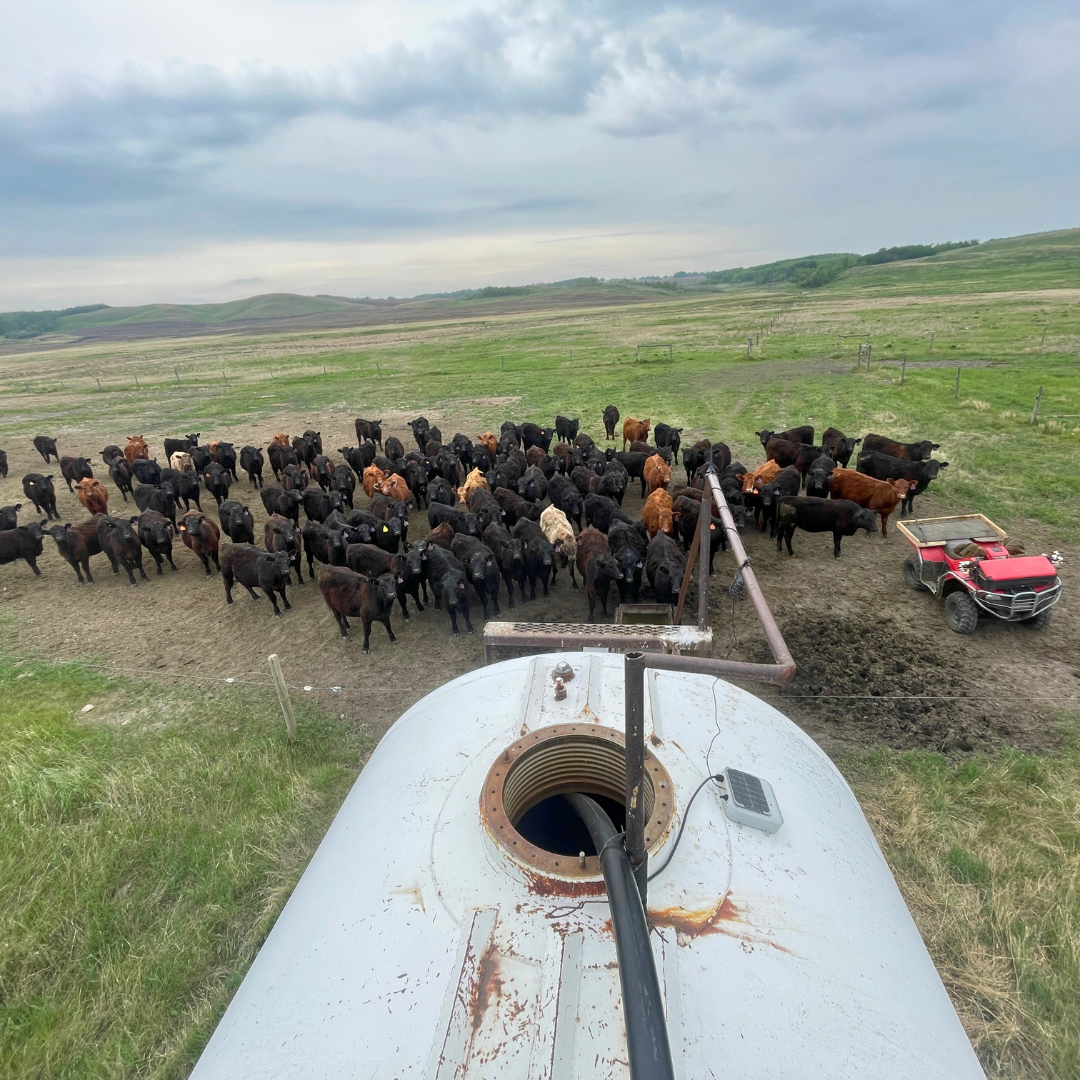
482, 621, 713, 663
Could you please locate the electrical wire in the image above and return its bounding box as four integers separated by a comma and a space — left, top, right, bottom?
647, 773, 724, 882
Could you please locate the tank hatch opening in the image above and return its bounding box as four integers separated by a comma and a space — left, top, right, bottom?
481, 724, 674, 879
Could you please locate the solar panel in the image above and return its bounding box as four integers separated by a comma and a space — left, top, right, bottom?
726, 768, 771, 815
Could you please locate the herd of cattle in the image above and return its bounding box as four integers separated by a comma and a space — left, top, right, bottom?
0, 412, 947, 649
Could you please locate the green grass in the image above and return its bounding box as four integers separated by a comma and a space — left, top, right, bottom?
0, 651, 371, 1079
840, 720, 1080, 1079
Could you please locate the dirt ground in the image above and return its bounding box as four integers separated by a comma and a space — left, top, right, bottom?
1, 406, 1076, 752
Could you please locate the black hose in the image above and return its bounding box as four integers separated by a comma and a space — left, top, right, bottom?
565, 793, 675, 1080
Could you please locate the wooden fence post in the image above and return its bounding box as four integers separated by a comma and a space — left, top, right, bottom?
1030, 385, 1044, 424
900, 357, 907, 383
954, 366, 961, 399
1040, 327, 1048, 349
746, 338, 752, 358
174, 367, 180, 382
927, 332, 935, 353
96, 378, 102, 390
135, 374, 140, 388
268, 653, 297, 740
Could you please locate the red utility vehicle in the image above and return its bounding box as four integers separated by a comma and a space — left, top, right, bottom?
898, 514, 1062, 633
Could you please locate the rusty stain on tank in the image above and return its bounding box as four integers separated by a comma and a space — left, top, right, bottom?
469, 939, 504, 1034
649, 892, 741, 936
522, 869, 606, 897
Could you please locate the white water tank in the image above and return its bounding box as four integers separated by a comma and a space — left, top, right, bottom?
192, 652, 986, 1079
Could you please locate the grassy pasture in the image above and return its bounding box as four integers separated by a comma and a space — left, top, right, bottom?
1, 228, 1079, 1077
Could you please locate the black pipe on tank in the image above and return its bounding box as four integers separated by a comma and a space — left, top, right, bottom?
624, 650, 648, 903
566, 793, 675, 1080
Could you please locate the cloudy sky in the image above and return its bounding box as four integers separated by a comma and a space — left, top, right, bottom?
2, 0, 1077, 308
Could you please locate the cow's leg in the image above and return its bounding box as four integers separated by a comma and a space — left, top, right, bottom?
879, 512, 889, 538
383, 615, 397, 644
137, 559, 148, 581
463, 606, 474, 634
167, 553, 178, 572
122, 560, 138, 586
448, 608, 459, 635
784, 526, 795, 557
833, 531, 843, 559
244, 583, 260, 601
210, 550, 221, 573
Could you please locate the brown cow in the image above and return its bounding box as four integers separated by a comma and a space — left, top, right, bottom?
740, 460, 781, 494
124, 436, 149, 463
270, 432, 290, 446
375, 473, 412, 503
425, 522, 456, 550
622, 416, 651, 451
642, 488, 675, 538
76, 478, 109, 515
178, 510, 221, 576
827, 468, 915, 537
477, 431, 498, 457
363, 464, 389, 499
643, 454, 671, 495
457, 467, 489, 505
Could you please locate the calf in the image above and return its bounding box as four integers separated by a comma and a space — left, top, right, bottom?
303, 486, 343, 523
642, 488, 675, 539
828, 468, 914, 536
804, 455, 836, 499
552, 442, 582, 475
191, 445, 212, 472
855, 452, 949, 515
175, 469, 202, 511
267, 441, 298, 479
681, 440, 713, 485
163, 434, 200, 461
49, 518, 104, 582
513, 518, 554, 599
547, 475, 584, 530
449, 434, 472, 468
757, 465, 802, 537
302, 520, 349, 577
540, 504, 577, 588
331, 464, 356, 508
169, 451, 194, 473
467, 488, 506, 535
0, 504, 21, 532
134, 481, 177, 525
603, 404, 620, 440
291, 435, 315, 468
179, 511, 221, 576
60, 455, 94, 491
672, 494, 724, 571
555, 415, 580, 443
765, 438, 826, 477
354, 418, 384, 449
821, 427, 861, 467
136, 510, 178, 574
645, 532, 685, 605
130, 457, 162, 486
219, 499, 256, 543
571, 465, 598, 497
644, 454, 671, 494
861, 434, 940, 461
424, 521, 455, 550
370, 494, 411, 549
451, 534, 501, 617
775, 497, 878, 558
584, 493, 633, 534
321, 565, 398, 649
622, 416, 650, 450
756, 425, 814, 447
0, 520, 46, 575
351, 510, 403, 553
22, 473, 59, 520
33, 435, 59, 463
223, 545, 293, 617
458, 466, 489, 505
264, 513, 304, 584
281, 464, 309, 493
611, 450, 649, 496
97, 516, 148, 584
363, 464, 389, 499
608, 521, 647, 602
521, 423, 554, 452
409, 416, 431, 451
424, 544, 474, 634
240, 446, 264, 488
338, 443, 376, 475
597, 462, 628, 506
653, 423, 683, 463
428, 476, 456, 507
517, 465, 548, 504
201, 463, 231, 506
493, 487, 538, 527
482, 524, 526, 607
76, 477, 109, 516
575, 527, 621, 620
103, 455, 135, 503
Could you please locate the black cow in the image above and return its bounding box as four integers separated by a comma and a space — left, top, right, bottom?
547, 475, 584, 531
264, 513, 304, 584
0, 520, 46, 575
240, 446, 265, 488
821, 427, 861, 467
97, 516, 147, 584
467, 489, 506, 536
608, 521, 647, 602
223, 545, 293, 617
855, 452, 949, 515
757, 466, 802, 537
191, 445, 212, 472
756, 425, 814, 447
450, 534, 501, 618
303, 487, 343, 524
164, 434, 201, 460
33, 435, 59, 463
423, 544, 474, 634
775, 497, 878, 558
493, 487, 539, 527
653, 424, 683, 463
555, 415, 580, 443
174, 469, 202, 511
671, 495, 724, 570
318, 565, 397, 650
862, 434, 940, 461
49, 518, 104, 582
136, 510, 178, 574
302, 520, 348, 577
331, 464, 356, 508
645, 533, 685, 606
521, 423, 555, 452
339, 443, 376, 475
0, 448, 8, 477
60, 456, 94, 492
482, 523, 526, 607
427, 477, 456, 507
805, 455, 836, 499
584, 493, 633, 534
346, 544, 422, 620
512, 519, 553, 600
104, 455, 135, 503
260, 485, 302, 526
354, 418, 384, 449
134, 481, 177, 526
409, 416, 430, 451
130, 458, 162, 486
22, 474, 59, 520
281, 464, 309, 493
219, 499, 256, 543
427, 503, 479, 536
349, 510, 402, 553
610, 450, 649, 496
517, 466, 548, 503
179, 511, 220, 575
267, 442, 298, 480
1, 504, 21, 532
603, 405, 620, 440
